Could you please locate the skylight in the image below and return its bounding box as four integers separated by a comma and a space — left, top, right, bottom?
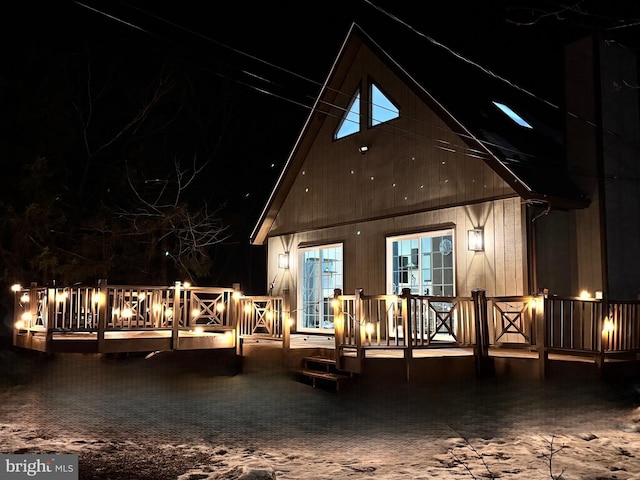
492, 101, 532, 129
371, 84, 399, 126
335, 91, 361, 139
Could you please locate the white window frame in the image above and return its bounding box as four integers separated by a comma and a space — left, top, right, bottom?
385, 229, 455, 296
297, 243, 343, 333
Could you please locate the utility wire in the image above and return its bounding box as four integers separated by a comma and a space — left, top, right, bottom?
73, 0, 638, 181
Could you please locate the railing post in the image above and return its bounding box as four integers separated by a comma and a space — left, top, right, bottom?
282, 287, 291, 354
97, 279, 108, 352
41, 283, 54, 350
534, 293, 547, 379
333, 289, 343, 363
472, 288, 491, 376
401, 288, 413, 382
232, 283, 243, 356
172, 281, 182, 350
354, 288, 365, 374
596, 295, 609, 370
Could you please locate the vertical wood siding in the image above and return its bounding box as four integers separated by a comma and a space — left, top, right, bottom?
263, 38, 526, 321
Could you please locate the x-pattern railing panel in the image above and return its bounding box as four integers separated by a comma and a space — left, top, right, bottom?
492, 301, 531, 344
427, 301, 458, 342
188, 291, 229, 326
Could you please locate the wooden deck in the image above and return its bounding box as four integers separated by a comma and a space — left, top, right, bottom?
10, 283, 640, 382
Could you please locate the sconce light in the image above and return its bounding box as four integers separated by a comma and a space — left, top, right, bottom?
467, 228, 484, 252
278, 252, 290, 270
358, 145, 369, 155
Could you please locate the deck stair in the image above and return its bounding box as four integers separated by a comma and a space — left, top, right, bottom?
296, 356, 352, 392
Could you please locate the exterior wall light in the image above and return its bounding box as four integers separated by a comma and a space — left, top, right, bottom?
467, 228, 484, 252
358, 145, 369, 154
278, 253, 290, 270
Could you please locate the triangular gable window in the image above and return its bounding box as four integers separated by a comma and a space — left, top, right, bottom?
335, 91, 361, 139
371, 83, 399, 126
492, 101, 533, 129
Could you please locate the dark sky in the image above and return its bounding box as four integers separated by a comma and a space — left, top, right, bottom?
3, 1, 639, 290
7, 1, 636, 215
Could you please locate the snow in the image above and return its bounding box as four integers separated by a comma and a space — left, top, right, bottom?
0, 347, 639, 479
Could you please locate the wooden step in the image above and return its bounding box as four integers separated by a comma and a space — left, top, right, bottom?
297, 368, 350, 392
302, 356, 336, 369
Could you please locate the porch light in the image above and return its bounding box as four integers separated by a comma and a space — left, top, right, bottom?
278, 252, 290, 269
358, 145, 369, 154
467, 228, 484, 252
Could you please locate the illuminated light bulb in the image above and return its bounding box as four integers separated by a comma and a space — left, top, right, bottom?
194, 326, 204, 336
365, 323, 374, 335
15, 320, 25, 329
20, 294, 29, 303
21, 312, 32, 322
191, 309, 200, 318
122, 308, 133, 319
92, 292, 106, 306
244, 304, 252, 314
216, 303, 225, 312
579, 290, 591, 299
11, 284, 22, 292
330, 299, 339, 308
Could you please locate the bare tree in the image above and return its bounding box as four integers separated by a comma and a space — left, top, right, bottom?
119, 155, 231, 282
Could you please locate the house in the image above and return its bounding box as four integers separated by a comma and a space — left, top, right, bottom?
250, 22, 640, 338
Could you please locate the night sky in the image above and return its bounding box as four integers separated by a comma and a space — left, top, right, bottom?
2, 1, 639, 292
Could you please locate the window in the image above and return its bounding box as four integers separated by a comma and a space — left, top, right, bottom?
371, 83, 399, 126
386, 230, 455, 296
492, 101, 532, 129
298, 244, 343, 331
335, 91, 361, 139
335, 82, 400, 140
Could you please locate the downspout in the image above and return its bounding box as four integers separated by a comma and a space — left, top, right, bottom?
528, 201, 551, 294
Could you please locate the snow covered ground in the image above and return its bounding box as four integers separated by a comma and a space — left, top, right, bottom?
0, 346, 639, 479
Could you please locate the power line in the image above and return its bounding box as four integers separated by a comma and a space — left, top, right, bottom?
72, 0, 638, 183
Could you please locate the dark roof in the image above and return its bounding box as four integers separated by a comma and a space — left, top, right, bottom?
250, 22, 589, 244
351, 22, 589, 209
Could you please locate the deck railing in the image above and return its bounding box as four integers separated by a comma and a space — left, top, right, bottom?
11, 282, 639, 375
236, 296, 285, 338
12, 281, 284, 353
330, 289, 640, 376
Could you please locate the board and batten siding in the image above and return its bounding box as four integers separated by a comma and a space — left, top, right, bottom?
267, 197, 527, 325
261, 33, 528, 323
267, 41, 516, 237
